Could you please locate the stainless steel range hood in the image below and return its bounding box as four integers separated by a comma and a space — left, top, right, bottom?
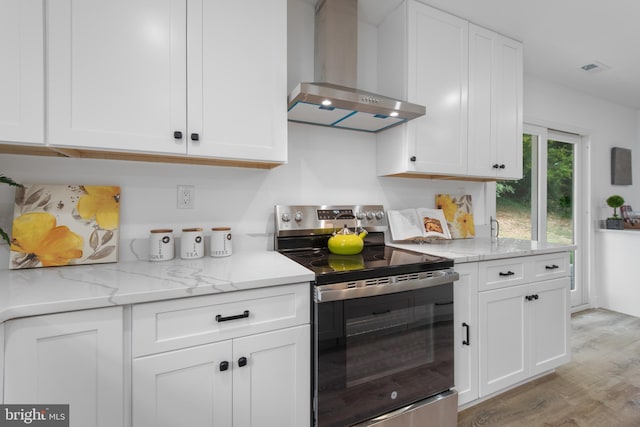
287, 0, 426, 133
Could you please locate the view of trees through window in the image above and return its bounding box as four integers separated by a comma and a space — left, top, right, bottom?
496, 135, 574, 245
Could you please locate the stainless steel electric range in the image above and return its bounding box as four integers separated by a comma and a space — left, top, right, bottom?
275, 205, 459, 427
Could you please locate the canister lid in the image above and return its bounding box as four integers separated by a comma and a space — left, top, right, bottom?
150, 229, 173, 233
211, 227, 231, 231
182, 227, 203, 232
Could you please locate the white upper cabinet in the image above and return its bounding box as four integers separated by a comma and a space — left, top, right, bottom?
47, 0, 287, 164
0, 0, 44, 145
377, 1, 469, 177
186, 0, 287, 162
468, 24, 523, 180
376, 1, 522, 180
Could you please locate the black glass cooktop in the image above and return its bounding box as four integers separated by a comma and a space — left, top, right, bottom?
280, 244, 453, 285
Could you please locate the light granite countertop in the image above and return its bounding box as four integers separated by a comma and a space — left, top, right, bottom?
389, 237, 576, 263
0, 251, 315, 323
0, 238, 575, 323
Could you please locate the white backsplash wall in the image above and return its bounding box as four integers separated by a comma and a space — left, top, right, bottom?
0, 123, 488, 265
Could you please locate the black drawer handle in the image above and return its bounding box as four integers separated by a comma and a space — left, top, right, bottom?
216, 310, 250, 322
219, 361, 229, 372
545, 264, 559, 270
173, 131, 183, 139
499, 271, 515, 277
372, 309, 391, 316
525, 294, 540, 302
191, 132, 199, 141
462, 322, 470, 346
238, 357, 248, 368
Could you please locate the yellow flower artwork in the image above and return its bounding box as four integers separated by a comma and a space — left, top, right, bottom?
10, 184, 120, 269
436, 194, 475, 239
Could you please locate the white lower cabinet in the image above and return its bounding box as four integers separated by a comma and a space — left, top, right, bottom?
478, 276, 570, 397
131, 283, 311, 427
132, 325, 310, 427
453, 262, 479, 405
3, 307, 124, 427
454, 252, 571, 406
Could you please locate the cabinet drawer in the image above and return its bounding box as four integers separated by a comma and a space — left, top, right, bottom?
531, 253, 570, 282
478, 258, 528, 291
132, 283, 310, 357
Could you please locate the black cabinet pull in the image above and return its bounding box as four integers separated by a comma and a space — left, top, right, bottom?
372, 309, 391, 315
499, 164, 506, 169
216, 310, 250, 322
525, 295, 532, 301
173, 131, 183, 139
410, 156, 417, 162
492, 164, 500, 169
191, 133, 199, 141
545, 264, 559, 270
533, 294, 539, 300
238, 357, 248, 367
499, 271, 515, 277
219, 361, 229, 372
525, 294, 540, 302
462, 322, 470, 346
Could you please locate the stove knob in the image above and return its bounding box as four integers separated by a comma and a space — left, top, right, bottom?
366, 211, 375, 220
355, 211, 365, 220
281, 213, 291, 222
375, 211, 385, 220
294, 211, 304, 222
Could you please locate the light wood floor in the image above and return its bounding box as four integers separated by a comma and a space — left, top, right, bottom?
458, 308, 640, 427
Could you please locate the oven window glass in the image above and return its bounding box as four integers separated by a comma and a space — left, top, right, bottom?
315, 283, 454, 426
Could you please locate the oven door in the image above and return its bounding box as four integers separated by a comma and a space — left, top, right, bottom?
314, 280, 454, 427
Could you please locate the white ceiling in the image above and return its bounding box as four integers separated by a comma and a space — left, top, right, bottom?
358, 0, 640, 110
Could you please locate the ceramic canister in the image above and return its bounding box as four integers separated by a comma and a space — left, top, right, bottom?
180, 227, 205, 259
149, 229, 174, 261
210, 227, 232, 257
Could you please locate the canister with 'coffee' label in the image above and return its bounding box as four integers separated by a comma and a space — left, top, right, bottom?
210, 227, 232, 257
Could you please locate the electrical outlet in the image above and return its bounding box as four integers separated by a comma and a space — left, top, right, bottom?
177, 185, 195, 209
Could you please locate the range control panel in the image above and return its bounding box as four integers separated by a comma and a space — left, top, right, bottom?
275, 205, 388, 236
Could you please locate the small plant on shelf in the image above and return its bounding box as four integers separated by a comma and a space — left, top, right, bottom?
607, 195, 625, 218
606, 195, 625, 230
1, 174, 22, 245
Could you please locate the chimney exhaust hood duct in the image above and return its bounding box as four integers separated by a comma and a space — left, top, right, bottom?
287, 0, 425, 133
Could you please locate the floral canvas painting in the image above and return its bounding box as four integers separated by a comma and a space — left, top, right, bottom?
435, 194, 475, 239
10, 184, 120, 269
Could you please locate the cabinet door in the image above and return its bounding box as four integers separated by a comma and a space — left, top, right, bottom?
494, 34, 523, 180
132, 340, 233, 427
467, 24, 495, 178
47, 0, 187, 154
187, 0, 287, 163
0, 0, 44, 144
529, 278, 571, 375
4, 307, 124, 427
233, 325, 310, 427
468, 24, 523, 180
454, 263, 479, 405
406, 1, 468, 175
478, 285, 528, 396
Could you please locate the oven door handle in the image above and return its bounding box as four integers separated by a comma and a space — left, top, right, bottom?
315, 270, 459, 302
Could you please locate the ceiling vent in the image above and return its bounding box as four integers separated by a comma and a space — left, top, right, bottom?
580, 61, 611, 74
